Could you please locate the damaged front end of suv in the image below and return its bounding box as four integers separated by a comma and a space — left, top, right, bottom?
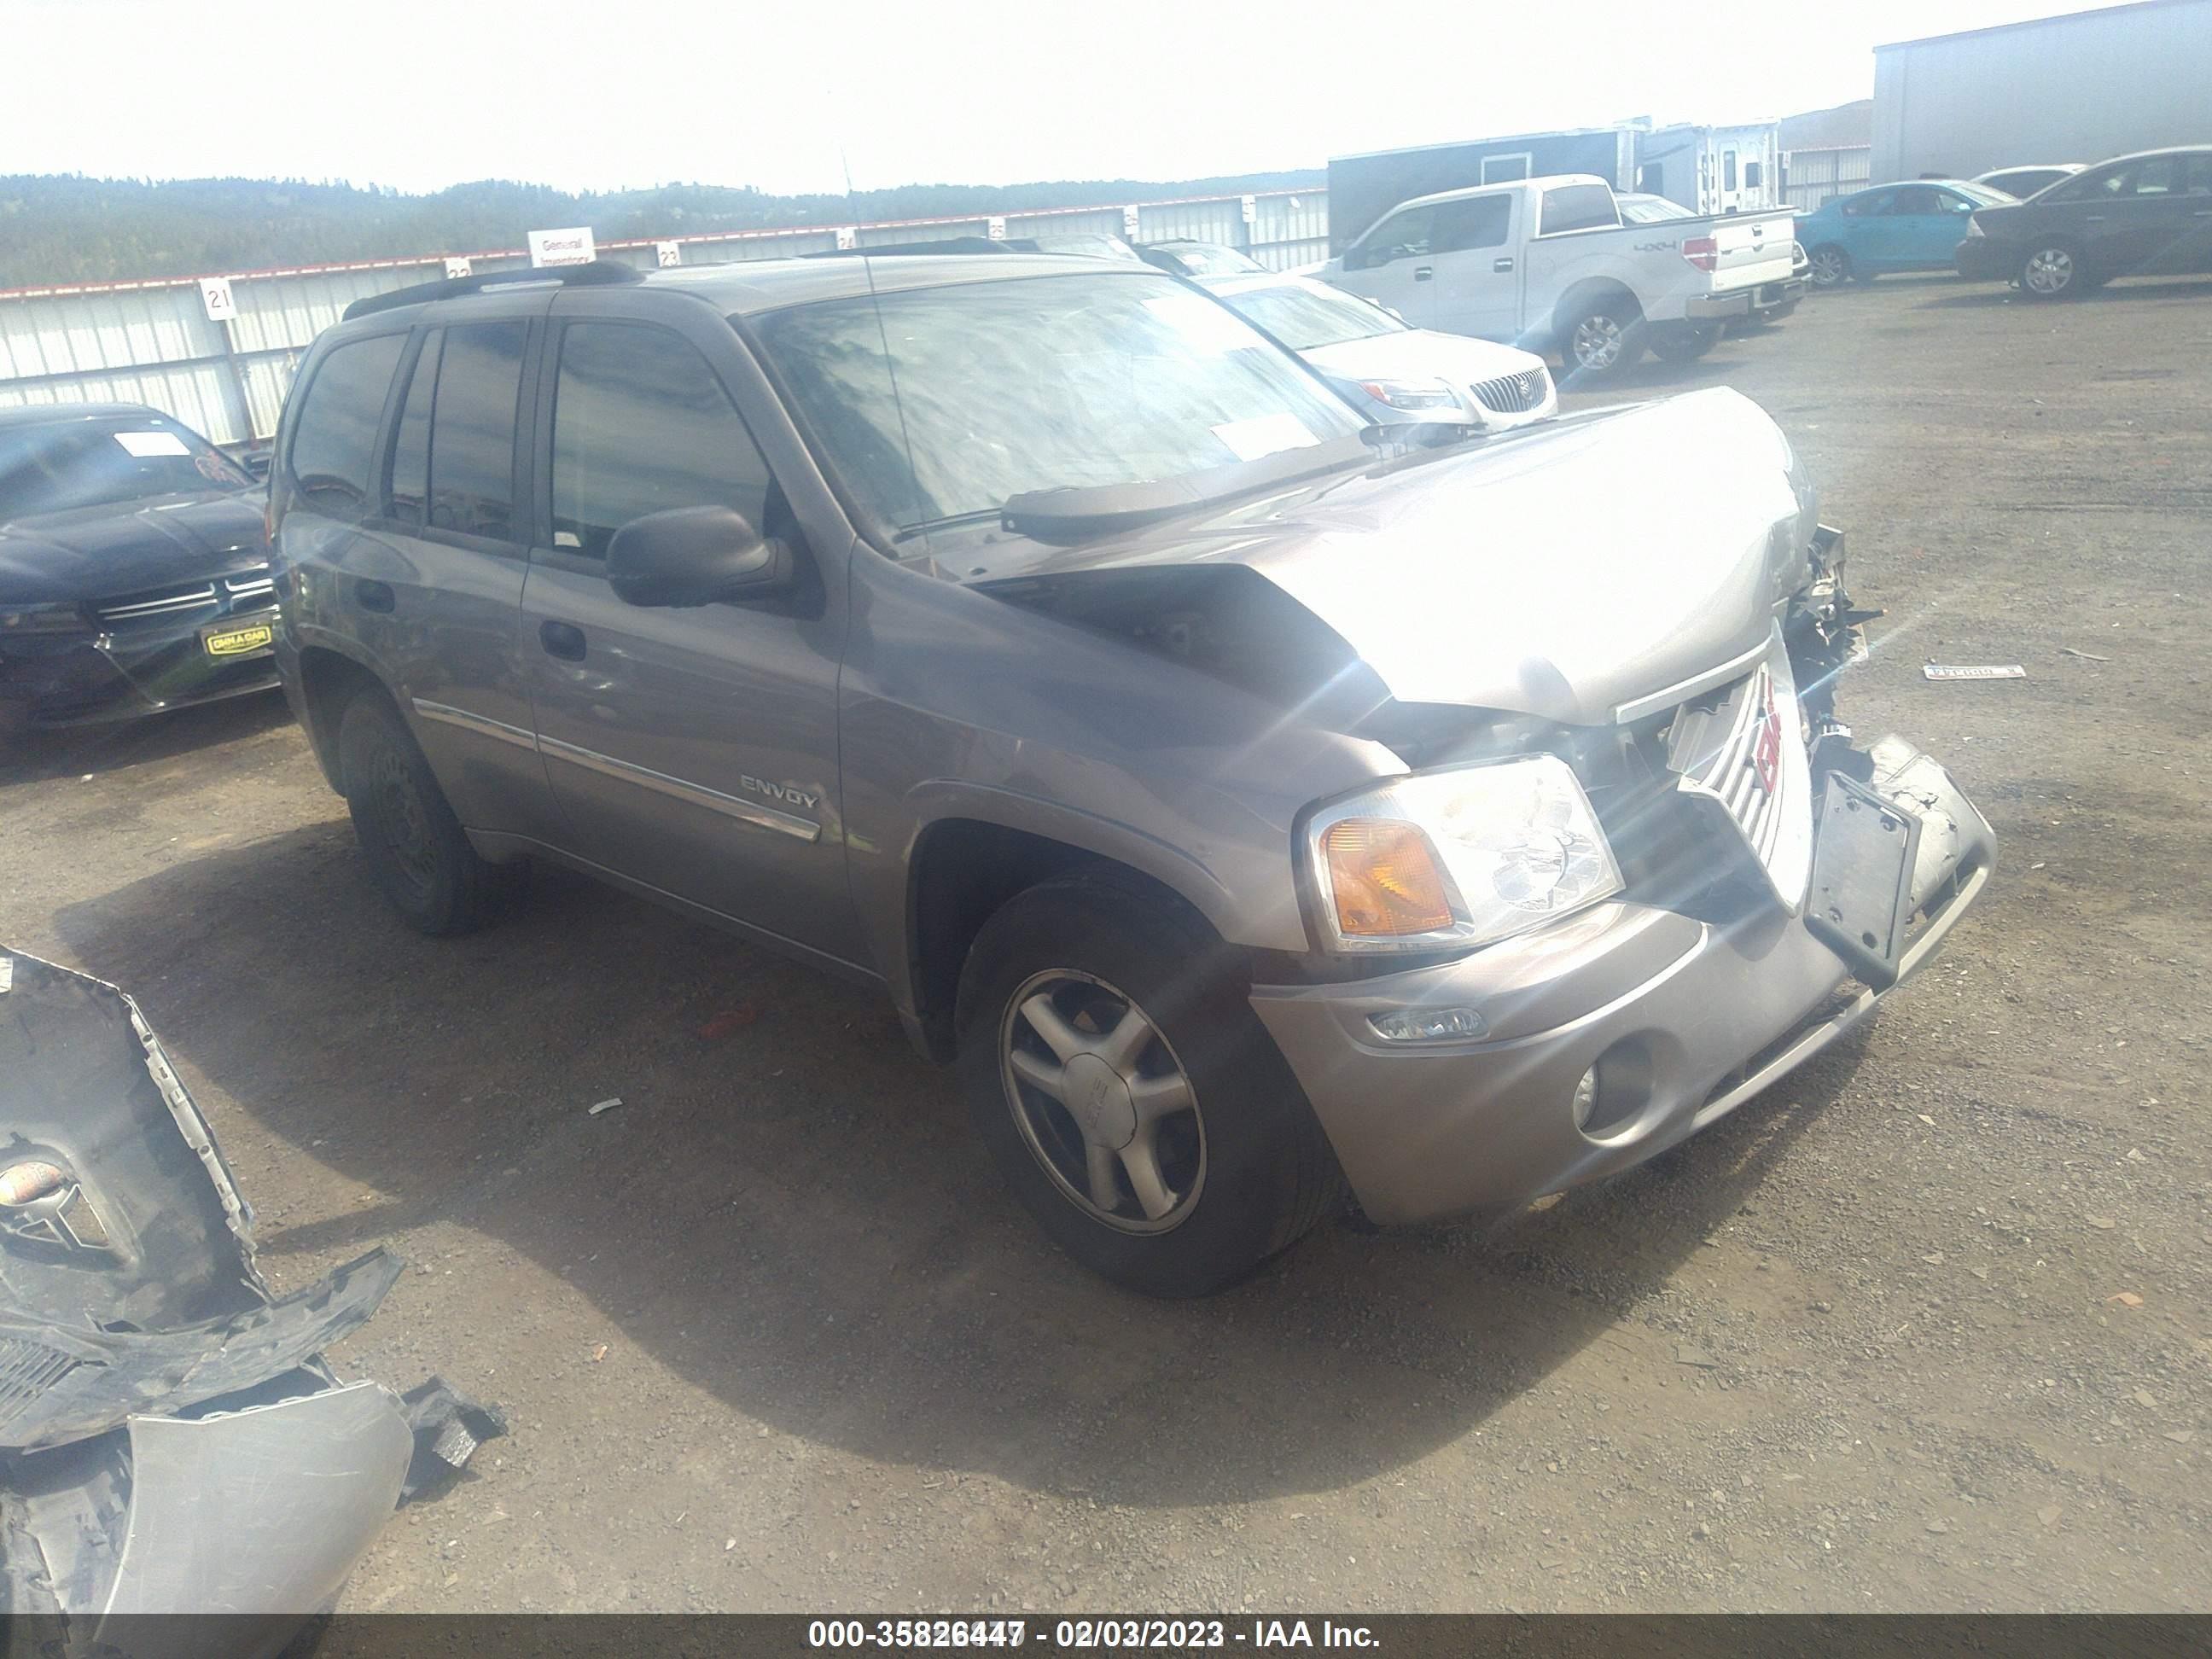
1, 950, 503, 1650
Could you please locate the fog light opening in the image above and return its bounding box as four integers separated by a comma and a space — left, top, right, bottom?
1573, 1040, 1656, 1143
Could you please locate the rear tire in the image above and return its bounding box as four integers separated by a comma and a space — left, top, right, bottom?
337, 690, 520, 935
955, 870, 1344, 1297
1557, 299, 1646, 384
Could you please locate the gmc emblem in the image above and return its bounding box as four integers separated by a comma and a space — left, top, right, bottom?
1751, 682, 1784, 795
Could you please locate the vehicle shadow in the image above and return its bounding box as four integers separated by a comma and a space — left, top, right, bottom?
1915, 275, 2212, 311
52, 825, 1863, 1507
0, 690, 291, 786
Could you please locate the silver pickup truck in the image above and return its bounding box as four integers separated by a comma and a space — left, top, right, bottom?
1318, 174, 1803, 381
269, 254, 1993, 1297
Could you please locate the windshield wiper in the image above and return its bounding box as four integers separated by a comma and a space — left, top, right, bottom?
890, 508, 1006, 544
1000, 434, 1376, 544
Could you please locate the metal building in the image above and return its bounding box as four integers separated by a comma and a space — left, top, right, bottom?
1871, 0, 2212, 183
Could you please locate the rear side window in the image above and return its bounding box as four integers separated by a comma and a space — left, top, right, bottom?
386, 328, 441, 531
288, 334, 405, 520
428, 321, 526, 543
1540, 185, 1617, 236
1841, 189, 1892, 218
549, 323, 773, 560
1432, 195, 1511, 253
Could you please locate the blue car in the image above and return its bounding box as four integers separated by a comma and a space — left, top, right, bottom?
1798, 180, 2017, 288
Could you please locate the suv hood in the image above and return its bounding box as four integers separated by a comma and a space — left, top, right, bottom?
0, 491, 267, 605
1301, 327, 1546, 388
966, 387, 1817, 726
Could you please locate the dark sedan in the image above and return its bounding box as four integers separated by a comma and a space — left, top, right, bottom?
1, 403, 276, 737
1956, 146, 2212, 298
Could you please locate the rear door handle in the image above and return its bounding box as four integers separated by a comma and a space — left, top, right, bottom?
1493, 257, 1515, 272
1413, 265, 1434, 282
353, 579, 394, 614
538, 620, 586, 661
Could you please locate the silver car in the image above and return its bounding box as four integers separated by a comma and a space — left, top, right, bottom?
270, 253, 1994, 1298
1196, 271, 1557, 436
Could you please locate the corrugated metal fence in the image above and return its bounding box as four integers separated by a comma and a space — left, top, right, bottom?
0, 189, 1331, 449
1781, 146, 1873, 212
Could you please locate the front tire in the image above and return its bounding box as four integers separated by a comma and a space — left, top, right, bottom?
1557, 299, 1646, 383
337, 690, 519, 935
955, 870, 1343, 1297
1807, 245, 1852, 288
2018, 242, 2088, 299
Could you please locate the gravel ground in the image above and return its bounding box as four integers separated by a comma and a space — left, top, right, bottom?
3, 271, 2208, 1615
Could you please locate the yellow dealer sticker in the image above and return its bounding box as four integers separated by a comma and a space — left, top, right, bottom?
204, 623, 273, 658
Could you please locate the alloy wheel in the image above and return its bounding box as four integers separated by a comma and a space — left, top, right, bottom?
2023, 247, 2075, 295
1809, 248, 1849, 288
1570, 314, 1625, 372
999, 969, 1206, 1234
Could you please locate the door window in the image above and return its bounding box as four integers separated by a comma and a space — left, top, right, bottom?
287, 333, 405, 521
1840, 189, 1892, 218
1723, 151, 1738, 192
427, 321, 527, 544
549, 323, 774, 560
1355, 207, 1435, 265
1433, 195, 1512, 252
1538, 184, 1617, 236
1743, 160, 1762, 190
1888, 186, 1942, 215
385, 328, 440, 530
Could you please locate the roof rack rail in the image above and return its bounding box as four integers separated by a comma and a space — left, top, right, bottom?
341, 259, 643, 322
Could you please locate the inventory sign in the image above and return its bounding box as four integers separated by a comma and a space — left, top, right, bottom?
528, 226, 597, 267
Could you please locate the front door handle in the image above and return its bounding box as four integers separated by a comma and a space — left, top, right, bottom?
353, 579, 394, 614
1493, 257, 1515, 272
538, 620, 586, 661
1413, 265, 1434, 282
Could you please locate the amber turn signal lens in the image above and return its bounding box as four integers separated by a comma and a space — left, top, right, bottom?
1322, 819, 1453, 936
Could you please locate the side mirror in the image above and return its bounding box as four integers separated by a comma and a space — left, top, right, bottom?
606, 505, 793, 608
1345, 244, 1381, 271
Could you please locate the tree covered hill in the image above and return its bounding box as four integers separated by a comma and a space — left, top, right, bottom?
0, 170, 1325, 287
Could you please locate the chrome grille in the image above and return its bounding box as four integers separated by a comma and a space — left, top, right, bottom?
96, 564, 271, 626
1469, 368, 1550, 415
1669, 635, 1814, 907
97, 584, 217, 623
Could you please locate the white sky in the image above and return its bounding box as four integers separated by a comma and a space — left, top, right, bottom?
8, 0, 2139, 196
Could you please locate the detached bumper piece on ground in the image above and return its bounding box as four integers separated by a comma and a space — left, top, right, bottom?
0, 949, 504, 1654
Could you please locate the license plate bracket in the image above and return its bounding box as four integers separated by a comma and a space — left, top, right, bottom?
1805, 772, 1922, 990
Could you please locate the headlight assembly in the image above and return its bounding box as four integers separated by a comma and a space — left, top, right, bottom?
1357, 376, 1464, 413
1306, 755, 1623, 953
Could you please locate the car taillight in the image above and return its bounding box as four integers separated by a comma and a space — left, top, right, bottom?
1682, 236, 1718, 273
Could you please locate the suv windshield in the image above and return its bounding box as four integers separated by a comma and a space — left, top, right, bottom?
1214, 281, 1403, 350
755, 271, 1364, 539
0, 414, 250, 521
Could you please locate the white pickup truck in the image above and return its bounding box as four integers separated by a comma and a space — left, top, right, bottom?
1317, 174, 1802, 381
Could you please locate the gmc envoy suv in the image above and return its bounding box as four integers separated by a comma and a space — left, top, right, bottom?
269, 255, 1994, 1296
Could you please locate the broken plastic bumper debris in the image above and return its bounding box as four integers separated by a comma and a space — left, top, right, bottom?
1, 948, 507, 1638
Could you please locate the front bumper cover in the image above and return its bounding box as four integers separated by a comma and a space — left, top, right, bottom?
0, 605, 280, 731
1252, 734, 1995, 1226
0, 951, 504, 1639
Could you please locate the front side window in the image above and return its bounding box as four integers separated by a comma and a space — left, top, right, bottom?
1359, 207, 1434, 265
755, 271, 1364, 539
550, 323, 773, 559
288, 333, 405, 521
1433, 195, 1512, 252
1540, 184, 1617, 236
427, 321, 526, 544
1, 412, 250, 521
1218, 281, 1402, 350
